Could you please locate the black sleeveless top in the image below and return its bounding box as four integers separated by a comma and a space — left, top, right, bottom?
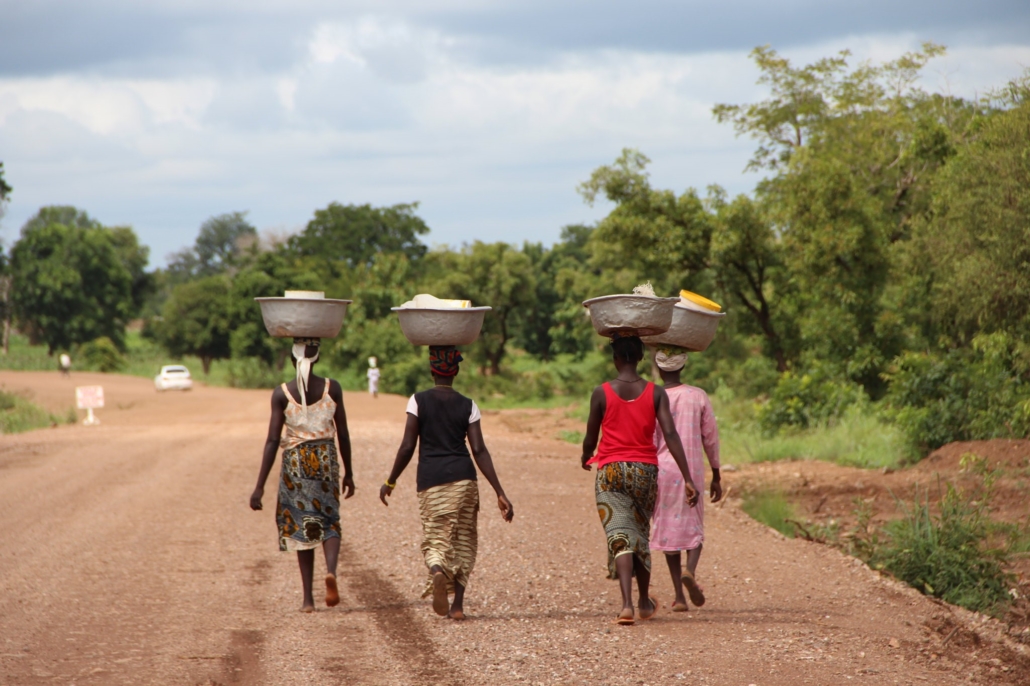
413, 388, 479, 492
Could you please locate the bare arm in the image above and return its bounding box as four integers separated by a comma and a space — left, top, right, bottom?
654, 385, 700, 507
250, 387, 287, 511
468, 420, 514, 522
379, 413, 419, 506
329, 380, 355, 499
580, 386, 606, 470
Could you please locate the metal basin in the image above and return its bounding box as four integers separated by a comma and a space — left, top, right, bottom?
582, 295, 678, 337
391, 307, 492, 346
641, 303, 725, 351
255, 297, 352, 338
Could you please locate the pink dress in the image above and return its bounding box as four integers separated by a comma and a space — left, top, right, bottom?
651, 384, 720, 552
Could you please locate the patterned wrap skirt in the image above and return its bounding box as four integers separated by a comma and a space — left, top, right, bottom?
595, 462, 659, 579
276, 440, 341, 552
418, 479, 479, 597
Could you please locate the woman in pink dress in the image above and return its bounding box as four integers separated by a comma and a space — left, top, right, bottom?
651, 348, 722, 611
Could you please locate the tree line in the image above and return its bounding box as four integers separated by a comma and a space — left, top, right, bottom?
1, 43, 1028, 456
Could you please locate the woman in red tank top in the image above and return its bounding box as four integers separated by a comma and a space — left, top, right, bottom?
581, 335, 699, 625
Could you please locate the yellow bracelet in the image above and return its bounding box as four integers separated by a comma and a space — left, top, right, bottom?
384, 479, 396, 489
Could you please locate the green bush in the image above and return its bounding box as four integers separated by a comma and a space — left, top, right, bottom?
882, 333, 1030, 456
78, 337, 125, 372
861, 482, 1012, 614
756, 364, 866, 433
226, 357, 282, 389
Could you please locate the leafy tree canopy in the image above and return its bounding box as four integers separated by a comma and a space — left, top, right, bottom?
167, 211, 257, 281
154, 275, 232, 375
288, 202, 429, 270
10, 207, 138, 352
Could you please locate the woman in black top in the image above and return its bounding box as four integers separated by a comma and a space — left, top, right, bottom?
380, 346, 514, 620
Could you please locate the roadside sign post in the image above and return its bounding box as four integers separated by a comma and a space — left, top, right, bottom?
75, 386, 104, 426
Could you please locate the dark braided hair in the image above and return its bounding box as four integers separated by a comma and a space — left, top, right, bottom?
610, 335, 644, 363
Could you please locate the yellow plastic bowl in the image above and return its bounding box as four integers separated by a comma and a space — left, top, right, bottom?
680, 289, 722, 313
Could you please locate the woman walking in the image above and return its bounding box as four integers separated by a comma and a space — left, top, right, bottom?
581, 335, 699, 625
379, 346, 514, 620
651, 348, 722, 611
250, 339, 356, 612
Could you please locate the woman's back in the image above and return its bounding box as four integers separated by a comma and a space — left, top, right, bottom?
281, 378, 337, 450
593, 381, 658, 466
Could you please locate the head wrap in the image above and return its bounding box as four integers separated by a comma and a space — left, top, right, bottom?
291, 337, 320, 411
429, 346, 463, 377
655, 347, 688, 372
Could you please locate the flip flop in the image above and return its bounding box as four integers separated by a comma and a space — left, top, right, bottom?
681, 570, 706, 607
615, 608, 635, 626
325, 574, 340, 607
431, 572, 450, 616
638, 595, 659, 621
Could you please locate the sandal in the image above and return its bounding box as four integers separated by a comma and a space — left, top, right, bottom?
615, 607, 635, 626
681, 570, 706, 607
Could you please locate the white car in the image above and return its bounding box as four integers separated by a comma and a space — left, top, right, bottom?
154, 365, 193, 391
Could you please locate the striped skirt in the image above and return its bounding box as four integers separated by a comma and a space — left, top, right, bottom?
418, 479, 479, 597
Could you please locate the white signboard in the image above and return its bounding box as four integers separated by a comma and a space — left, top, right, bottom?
76, 386, 104, 409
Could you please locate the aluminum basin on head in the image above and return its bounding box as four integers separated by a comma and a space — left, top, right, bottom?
582, 294, 679, 337
391, 307, 492, 346
255, 297, 352, 338
641, 303, 725, 351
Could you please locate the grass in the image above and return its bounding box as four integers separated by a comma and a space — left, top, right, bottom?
558, 429, 585, 444
0, 388, 77, 434
741, 489, 796, 538
712, 386, 912, 470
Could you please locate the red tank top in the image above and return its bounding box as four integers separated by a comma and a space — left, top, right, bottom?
589, 382, 659, 468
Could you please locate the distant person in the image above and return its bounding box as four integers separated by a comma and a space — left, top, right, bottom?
367, 357, 380, 399
250, 338, 355, 613
581, 334, 698, 625
651, 347, 722, 612
379, 346, 513, 620
59, 353, 71, 377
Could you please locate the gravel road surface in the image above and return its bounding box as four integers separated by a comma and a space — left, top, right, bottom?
0, 371, 1004, 684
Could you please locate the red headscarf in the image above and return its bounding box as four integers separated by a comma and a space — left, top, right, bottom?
429, 346, 463, 376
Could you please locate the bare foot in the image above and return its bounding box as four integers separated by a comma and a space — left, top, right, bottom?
672, 600, 689, 612
638, 596, 658, 621
431, 572, 449, 616
325, 574, 340, 607
616, 607, 635, 626
300, 604, 315, 613
448, 608, 466, 621
681, 571, 706, 607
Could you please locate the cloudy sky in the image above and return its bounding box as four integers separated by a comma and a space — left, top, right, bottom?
1, 1, 1028, 266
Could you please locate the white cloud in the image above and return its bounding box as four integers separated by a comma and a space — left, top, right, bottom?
0, 12, 1028, 264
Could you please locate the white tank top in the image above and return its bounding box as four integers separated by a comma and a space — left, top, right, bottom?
280, 380, 337, 450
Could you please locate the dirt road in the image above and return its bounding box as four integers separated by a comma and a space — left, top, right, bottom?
0, 371, 1021, 685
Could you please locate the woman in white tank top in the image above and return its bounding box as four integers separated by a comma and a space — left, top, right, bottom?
250, 339, 355, 612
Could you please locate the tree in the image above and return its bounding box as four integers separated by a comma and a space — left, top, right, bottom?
0, 162, 11, 219
708, 191, 792, 371
167, 211, 257, 281
288, 202, 429, 270
713, 43, 973, 393
432, 242, 536, 375
10, 208, 136, 352
578, 149, 713, 294
156, 276, 232, 374
910, 92, 1030, 347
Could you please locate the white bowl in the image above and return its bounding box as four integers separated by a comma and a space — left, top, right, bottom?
255, 297, 352, 338
641, 303, 725, 351
391, 307, 492, 346
582, 295, 679, 337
